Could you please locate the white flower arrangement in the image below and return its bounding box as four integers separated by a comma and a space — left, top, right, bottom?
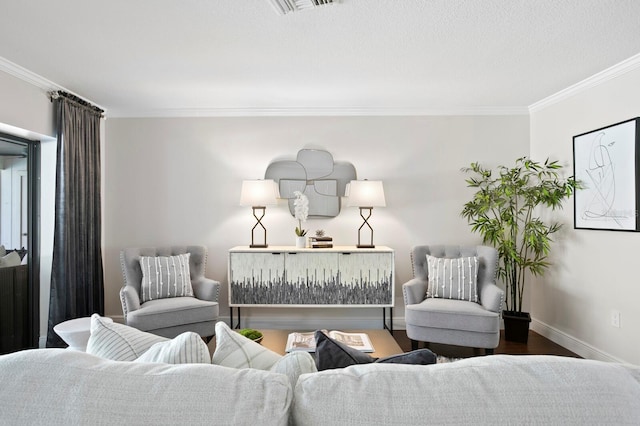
293, 191, 309, 236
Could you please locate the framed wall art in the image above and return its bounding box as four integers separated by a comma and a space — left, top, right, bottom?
573, 117, 640, 231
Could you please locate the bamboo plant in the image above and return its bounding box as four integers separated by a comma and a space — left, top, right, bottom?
461, 157, 579, 313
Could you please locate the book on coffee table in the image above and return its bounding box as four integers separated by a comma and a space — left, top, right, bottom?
285, 330, 374, 353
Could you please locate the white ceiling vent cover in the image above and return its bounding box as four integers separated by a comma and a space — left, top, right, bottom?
267, 0, 338, 15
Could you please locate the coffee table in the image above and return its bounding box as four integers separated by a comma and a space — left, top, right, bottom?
209, 329, 403, 358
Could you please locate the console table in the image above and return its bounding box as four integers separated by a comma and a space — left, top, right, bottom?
228, 246, 394, 331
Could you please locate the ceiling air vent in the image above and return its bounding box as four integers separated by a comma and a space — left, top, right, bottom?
267, 0, 338, 15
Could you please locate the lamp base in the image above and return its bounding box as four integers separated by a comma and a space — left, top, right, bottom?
250, 244, 268, 248
356, 244, 375, 248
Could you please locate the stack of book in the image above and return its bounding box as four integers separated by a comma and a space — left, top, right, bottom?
309, 236, 333, 248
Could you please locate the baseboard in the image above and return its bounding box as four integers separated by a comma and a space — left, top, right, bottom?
110, 314, 125, 324
531, 318, 625, 363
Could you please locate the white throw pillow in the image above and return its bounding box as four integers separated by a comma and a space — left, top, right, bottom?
212, 321, 281, 369
86, 314, 167, 361
0, 251, 21, 267
139, 253, 194, 303
135, 332, 211, 364
211, 322, 316, 386
425, 255, 479, 302
270, 350, 317, 386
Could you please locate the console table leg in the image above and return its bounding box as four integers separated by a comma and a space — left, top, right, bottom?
229, 307, 242, 329
383, 307, 393, 333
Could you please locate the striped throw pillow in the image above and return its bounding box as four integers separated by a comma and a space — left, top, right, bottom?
425, 255, 479, 302
135, 332, 211, 364
86, 314, 167, 361
212, 321, 282, 370
139, 253, 194, 303
211, 321, 316, 387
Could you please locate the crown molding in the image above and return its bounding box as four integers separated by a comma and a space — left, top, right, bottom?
106, 105, 529, 118
529, 53, 640, 113
0, 56, 106, 111
0, 56, 61, 92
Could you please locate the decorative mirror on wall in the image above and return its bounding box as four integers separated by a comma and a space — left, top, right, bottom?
265, 149, 356, 218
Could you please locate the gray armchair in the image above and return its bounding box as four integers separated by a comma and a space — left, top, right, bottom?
403, 245, 503, 354
120, 245, 220, 339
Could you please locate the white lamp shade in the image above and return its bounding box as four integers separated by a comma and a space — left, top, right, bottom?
240, 180, 279, 206
346, 180, 386, 207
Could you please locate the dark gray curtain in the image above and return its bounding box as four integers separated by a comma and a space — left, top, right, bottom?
46, 92, 104, 347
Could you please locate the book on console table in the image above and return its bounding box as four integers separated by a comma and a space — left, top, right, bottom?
309, 236, 333, 249
285, 330, 374, 353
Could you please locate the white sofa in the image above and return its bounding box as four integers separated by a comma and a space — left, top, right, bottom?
0, 349, 638, 425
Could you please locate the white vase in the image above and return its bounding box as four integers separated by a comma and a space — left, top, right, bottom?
295, 236, 306, 248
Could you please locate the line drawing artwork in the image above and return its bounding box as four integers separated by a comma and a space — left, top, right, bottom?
574, 119, 638, 231
582, 132, 620, 224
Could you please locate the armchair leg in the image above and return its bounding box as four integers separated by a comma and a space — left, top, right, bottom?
411, 339, 419, 351
485, 348, 494, 355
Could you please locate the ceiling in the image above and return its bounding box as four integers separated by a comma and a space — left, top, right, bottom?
1, 0, 640, 117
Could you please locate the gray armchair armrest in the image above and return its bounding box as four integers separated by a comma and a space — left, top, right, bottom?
191, 277, 220, 302
120, 285, 141, 320
480, 282, 504, 313
403, 278, 428, 306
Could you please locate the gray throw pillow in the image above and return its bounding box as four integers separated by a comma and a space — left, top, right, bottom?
375, 349, 437, 365
314, 331, 438, 371
314, 330, 375, 371
426, 254, 479, 302
139, 253, 194, 303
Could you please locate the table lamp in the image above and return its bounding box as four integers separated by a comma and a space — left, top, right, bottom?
346, 180, 386, 248
240, 179, 279, 248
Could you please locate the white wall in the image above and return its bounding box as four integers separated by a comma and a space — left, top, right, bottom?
104, 115, 529, 329
0, 71, 54, 138
530, 67, 640, 365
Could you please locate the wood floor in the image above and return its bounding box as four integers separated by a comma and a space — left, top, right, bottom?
392, 329, 580, 358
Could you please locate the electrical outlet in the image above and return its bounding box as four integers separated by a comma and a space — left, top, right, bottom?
611, 310, 621, 328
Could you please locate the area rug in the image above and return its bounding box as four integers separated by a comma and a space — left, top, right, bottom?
436, 355, 462, 363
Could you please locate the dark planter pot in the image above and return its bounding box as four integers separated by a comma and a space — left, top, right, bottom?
503, 311, 531, 343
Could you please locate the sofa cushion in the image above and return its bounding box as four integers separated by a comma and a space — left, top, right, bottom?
212, 322, 316, 386
135, 331, 211, 364
126, 296, 218, 332
291, 355, 640, 426
406, 298, 499, 333
0, 348, 292, 425
86, 314, 167, 361
426, 254, 479, 302
139, 253, 194, 303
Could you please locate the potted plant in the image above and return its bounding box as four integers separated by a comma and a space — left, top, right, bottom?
237, 328, 263, 343
293, 191, 308, 247
461, 157, 579, 343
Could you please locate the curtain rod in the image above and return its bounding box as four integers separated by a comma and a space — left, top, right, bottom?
48, 91, 104, 116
